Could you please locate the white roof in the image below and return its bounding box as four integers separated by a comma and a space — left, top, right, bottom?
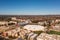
31, 34, 38, 38
23, 25, 45, 31
37, 33, 60, 40
37, 38, 43, 40
29, 33, 34, 37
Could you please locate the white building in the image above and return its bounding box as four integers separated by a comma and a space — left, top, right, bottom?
8, 21, 17, 24
28, 33, 34, 40
38, 21, 45, 25
37, 33, 60, 40
23, 25, 45, 31
25, 19, 32, 24
27, 32, 38, 40
29, 34, 38, 40
55, 19, 60, 22
52, 25, 60, 31
11, 17, 17, 21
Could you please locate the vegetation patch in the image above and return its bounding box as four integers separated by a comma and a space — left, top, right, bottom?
33, 31, 43, 35
47, 30, 60, 35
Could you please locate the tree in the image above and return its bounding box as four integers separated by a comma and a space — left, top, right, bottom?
46, 20, 51, 33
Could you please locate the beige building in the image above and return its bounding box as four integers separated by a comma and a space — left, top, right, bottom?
0, 21, 8, 26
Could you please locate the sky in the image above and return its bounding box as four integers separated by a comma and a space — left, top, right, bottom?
0, 0, 60, 15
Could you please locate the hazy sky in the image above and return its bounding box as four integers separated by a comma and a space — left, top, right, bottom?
0, 0, 60, 15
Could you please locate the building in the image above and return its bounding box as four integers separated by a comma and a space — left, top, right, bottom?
55, 19, 60, 23
25, 19, 32, 24
51, 25, 60, 31
29, 34, 38, 40
23, 25, 46, 31
28, 33, 34, 40
37, 33, 60, 40
18, 22, 28, 26
0, 21, 8, 26
11, 17, 17, 21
